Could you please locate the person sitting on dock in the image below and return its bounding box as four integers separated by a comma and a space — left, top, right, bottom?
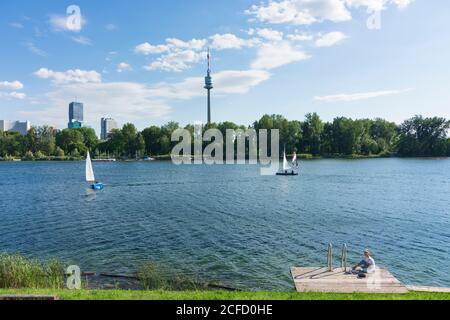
352, 249, 376, 274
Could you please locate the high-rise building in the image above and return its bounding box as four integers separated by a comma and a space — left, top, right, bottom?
101, 117, 118, 140
204, 48, 213, 124
0, 120, 31, 135
68, 102, 84, 128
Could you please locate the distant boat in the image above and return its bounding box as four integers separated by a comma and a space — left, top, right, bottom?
143, 156, 155, 161
86, 151, 104, 190
276, 150, 299, 176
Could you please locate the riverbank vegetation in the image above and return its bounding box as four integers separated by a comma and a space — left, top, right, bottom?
1, 254, 449, 300
0, 254, 65, 289
1, 114, 449, 161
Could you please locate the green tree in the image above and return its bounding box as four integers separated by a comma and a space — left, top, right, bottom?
56, 129, 87, 155
397, 116, 450, 156
142, 126, 163, 155
302, 113, 323, 155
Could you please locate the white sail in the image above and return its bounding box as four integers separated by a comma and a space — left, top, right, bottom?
86, 151, 95, 182
283, 151, 289, 171
292, 153, 297, 164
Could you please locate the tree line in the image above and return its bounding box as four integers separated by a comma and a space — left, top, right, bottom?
1, 114, 449, 160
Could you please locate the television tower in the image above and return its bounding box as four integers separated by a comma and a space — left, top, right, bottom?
204, 48, 213, 124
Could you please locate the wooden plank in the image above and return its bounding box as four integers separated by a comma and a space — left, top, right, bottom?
291, 267, 409, 294
0, 295, 59, 301
406, 286, 450, 293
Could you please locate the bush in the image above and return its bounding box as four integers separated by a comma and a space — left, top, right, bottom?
0, 254, 65, 289
34, 151, 47, 160
137, 262, 207, 291
22, 151, 35, 161
55, 147, 65, 157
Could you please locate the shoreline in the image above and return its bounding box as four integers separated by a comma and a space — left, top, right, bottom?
1, 154, 449, 162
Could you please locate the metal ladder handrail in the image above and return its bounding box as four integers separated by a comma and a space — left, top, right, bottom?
327, 243, 333, 272
341, 243, 348, 272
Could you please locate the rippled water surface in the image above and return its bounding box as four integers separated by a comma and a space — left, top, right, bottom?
0, 159, 449, 289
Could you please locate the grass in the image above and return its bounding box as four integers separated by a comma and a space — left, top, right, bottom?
0, 254, 65, 289
0, 289, 449, 300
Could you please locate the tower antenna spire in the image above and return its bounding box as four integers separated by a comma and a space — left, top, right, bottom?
207, 47, 211, 74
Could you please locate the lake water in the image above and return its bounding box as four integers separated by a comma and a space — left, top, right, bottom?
0, 159, 449, 290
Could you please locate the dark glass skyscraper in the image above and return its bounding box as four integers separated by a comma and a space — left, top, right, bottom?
68, 102, 84, 128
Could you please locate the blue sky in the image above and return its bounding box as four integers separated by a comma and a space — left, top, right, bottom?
1, 0, 449, 134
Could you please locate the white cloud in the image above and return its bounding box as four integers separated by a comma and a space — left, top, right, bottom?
251, 41, 311, 70
49, 14, 86, 32
135, 42, 170, 55
145, 50, 207, 72
0, 92, 26, 100
0, 81, 24, 90
210, 33, 255, 50
246, 0, 352, 25
315, 31, 347, 47
71, 35, 92, 46
392, 0, 414, 9
286, 32, 314, 41
246, 0, 413, 25
254, 28, 284, 41
117, 62, 132, 73
345, 0, 413, 10
314, 89, 412, 102
166, 38, 207, 51
20, 82, 171, 129
136, 37, 208, 72
34, 68, 102, 85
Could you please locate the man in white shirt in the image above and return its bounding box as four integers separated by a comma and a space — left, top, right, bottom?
352, 249, 376, 274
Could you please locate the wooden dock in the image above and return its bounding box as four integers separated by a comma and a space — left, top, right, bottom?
291, 267, 409, 293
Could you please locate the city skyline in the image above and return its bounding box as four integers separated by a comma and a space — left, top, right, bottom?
1, 1, 450, 135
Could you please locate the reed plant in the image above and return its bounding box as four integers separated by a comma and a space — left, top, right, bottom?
137, 262, 207, 291
0, 254, 65, 289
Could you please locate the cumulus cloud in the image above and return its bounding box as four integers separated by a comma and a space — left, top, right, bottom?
145, 50, 207, 72
135, 42, 170, 55
210, 33, 256, 50
315, 31, 347, 47
246, 0, 352, 25
136, 37, 209, 72
286, 32, 314, 41
0, 81, 24, 90
246, 0, 413, 25
314, 88, 412, 102
253, 28, 284, 41
251, 41, 311, 70
117, 62, 132, 73
34, 68, 102, 85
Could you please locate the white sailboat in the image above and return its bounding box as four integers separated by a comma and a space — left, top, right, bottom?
86, 151, 104, 190
276, 149, 299, 176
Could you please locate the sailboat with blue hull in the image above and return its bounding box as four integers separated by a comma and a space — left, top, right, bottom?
86, 151, 104, 190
